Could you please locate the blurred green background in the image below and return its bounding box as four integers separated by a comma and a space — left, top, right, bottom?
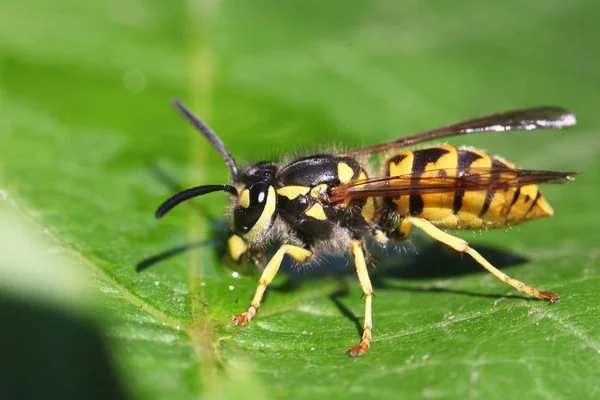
1, 1, 599, 399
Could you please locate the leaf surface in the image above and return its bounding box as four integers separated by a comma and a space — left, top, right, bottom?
1, 0, 599, 399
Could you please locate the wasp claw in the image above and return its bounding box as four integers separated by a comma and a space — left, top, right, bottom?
540, 291, 560, 304
232, 314, 249, 325
348, 344, 369, 357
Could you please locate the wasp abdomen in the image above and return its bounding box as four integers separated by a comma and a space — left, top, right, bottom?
385, 146, 553, 229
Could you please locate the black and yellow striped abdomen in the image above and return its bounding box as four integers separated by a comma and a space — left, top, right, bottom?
385, 146, 553, 229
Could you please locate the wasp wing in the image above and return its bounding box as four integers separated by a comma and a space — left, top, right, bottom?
328, 167, 578, 202
347, 107, 576, 156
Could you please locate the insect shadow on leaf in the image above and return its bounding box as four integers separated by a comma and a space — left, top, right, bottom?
148, 162, 217, 220
368, 240, 535, 301
135, 163, 230, 272
264, 240, 534, 336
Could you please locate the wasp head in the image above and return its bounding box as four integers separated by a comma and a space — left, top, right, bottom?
231, 162, 277, 236
155, 99, 277, 263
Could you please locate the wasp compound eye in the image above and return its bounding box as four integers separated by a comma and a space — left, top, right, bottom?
234, 182, 273, 236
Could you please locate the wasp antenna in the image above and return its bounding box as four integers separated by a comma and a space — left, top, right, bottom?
172, 97, 240, 178
156, 184, 237, 219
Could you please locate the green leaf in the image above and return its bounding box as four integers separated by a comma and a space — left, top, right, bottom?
1, 0, 600, 399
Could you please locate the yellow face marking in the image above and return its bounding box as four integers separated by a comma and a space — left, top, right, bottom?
243, 186, 277, 242
337, 162, 355, 184
276, 185, 310, 200
239, 189, 250, 208
305, 203, 327, 220
310, 184, 328, 199
227, 234, 248, 261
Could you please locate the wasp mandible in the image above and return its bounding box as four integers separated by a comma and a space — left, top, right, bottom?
156, 99, 577, 356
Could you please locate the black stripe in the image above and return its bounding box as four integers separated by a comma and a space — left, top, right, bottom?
412, 148, 450, 173
457, 149, 483, 169
389, 154, 408, 166
453, 149, 483, 214
452, 191, 465, 214
387, 154, 408, 213
409, 195, 424, 216
410, 148, 449, 215
491, 158, 511, 170
479, 191, 494, 217
479, 158, 507, 217
525, 190, 541, 216
505, 187, 521, 217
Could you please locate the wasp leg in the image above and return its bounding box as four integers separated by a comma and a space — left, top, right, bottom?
395, 219, 413, 240
348, 240, 374, 356
404, 216, 559, 303
232, 244, 312, 325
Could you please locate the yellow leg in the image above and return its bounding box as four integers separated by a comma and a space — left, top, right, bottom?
396, 218, 413, 239
232, 244, 312, 325
405, 216, 559, 303
348, 240, 374, 356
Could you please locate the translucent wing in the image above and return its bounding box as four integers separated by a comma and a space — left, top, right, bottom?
328, 167, 578, 203
346, 107, 576, 156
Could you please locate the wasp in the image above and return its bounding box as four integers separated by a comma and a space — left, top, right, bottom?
156, 98, 577, 356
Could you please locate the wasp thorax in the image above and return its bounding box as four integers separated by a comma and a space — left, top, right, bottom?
233, 182, 277, 240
